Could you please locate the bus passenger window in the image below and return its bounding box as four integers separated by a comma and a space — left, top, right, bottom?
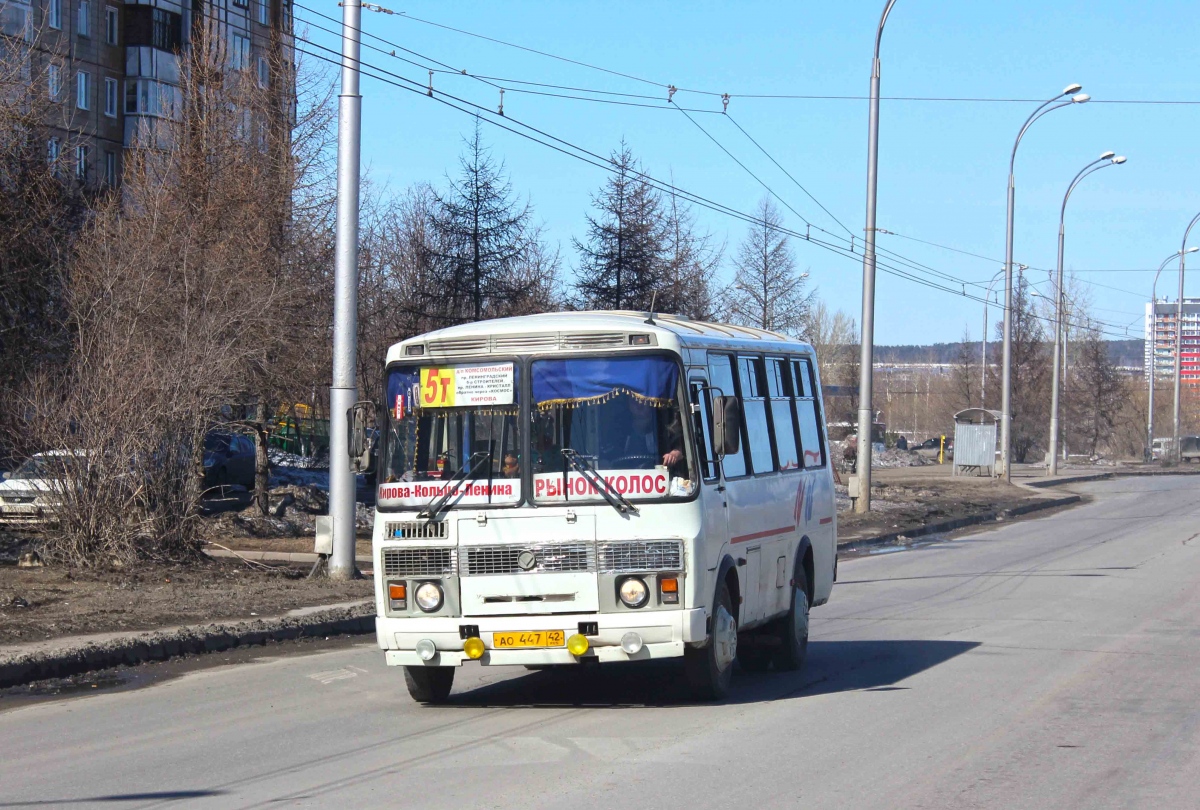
768, 358, 801, 471
795, 358, 826, 468
690, 381, 717, 481
738, 355, 775, 474
707, 353, 747, 478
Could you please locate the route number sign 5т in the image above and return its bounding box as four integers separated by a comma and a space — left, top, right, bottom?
419, 363, 514, 409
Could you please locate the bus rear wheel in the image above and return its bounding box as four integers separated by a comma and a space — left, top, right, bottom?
772, 567, 810, 672
685, 579, 736, 700
404, 665, 455, 704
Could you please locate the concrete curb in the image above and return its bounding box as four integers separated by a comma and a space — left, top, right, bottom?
0, 601, 376, 689
203, 548, 372, 565
1017, 467, 1200, 489
838, 494, 1081, 556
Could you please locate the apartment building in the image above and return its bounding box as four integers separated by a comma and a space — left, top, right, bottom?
1145, 298, 1200, 385
0, 0, 293, 186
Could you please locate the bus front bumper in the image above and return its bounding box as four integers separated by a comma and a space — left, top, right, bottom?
379, 609, 707, 667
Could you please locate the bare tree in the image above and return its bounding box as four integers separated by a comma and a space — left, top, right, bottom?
1073, 320, 1127, 456
574, 141, 668, 311
951, 326, 977, 411
726, 198, 813, 336
802, 300, 859, 424
986, 274, 1050, 463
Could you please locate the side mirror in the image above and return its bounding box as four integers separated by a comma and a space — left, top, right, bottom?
713, 396, 741, 458
347, 401, 378, 474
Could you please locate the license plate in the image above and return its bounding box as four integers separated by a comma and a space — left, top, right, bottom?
492, 630, 565, 649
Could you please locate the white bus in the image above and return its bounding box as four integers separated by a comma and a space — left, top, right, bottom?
350, 311, 837, 703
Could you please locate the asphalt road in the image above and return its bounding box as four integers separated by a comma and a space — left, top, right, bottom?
2, 476, 1199, 809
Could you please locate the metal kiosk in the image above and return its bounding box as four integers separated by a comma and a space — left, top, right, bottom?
953, 408, 1001, 477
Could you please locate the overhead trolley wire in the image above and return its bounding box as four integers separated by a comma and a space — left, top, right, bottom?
286, 36, 1139, 341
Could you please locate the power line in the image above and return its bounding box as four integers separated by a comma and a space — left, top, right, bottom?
288, 40, 1139, 341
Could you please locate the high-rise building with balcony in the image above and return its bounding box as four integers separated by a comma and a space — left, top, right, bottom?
1145, 298, 1200, 385
1, 0, 293, 185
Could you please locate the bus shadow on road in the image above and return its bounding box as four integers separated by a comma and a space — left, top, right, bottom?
442, 639, 981, 709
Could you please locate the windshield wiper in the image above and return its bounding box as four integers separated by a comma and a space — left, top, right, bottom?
561, 448, 638, 516
418, 450, 491, 520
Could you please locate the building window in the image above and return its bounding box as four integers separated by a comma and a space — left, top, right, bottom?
1, 2, 32, 40
125, 78, 178, 118
76, 145, 89, 181
258, 0, 269, 25
105, 5, 118, 44
231, 33, 250, 69
256, 56, 268, 87
47, 0, 61, 30
77, 0, 90, 36
105, 151, 117, 185
47, 137, 60, 165
76, 70, 91, 110
232, 0, 249, 7
104, 76, 118, 116
48, 64, 62, 101
151, 8, 180, 50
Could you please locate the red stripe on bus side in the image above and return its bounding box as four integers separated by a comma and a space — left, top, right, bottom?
731, 526, 796, 544
819, 517, 833, 525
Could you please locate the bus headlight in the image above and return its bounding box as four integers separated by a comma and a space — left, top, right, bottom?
414, 581, 444, 612
618, 577, 649, 609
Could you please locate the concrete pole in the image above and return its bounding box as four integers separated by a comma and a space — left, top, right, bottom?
328, 0, 363, 579
1173, 214, 1200, 463
854, 0, 896, 513
1154, 248, 1199, 460
999, 87, 1086, 480
1049, 155, 1122, 475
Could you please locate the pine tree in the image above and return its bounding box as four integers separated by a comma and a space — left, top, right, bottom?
573, 142, 668, 311
726, 198, 813, 336
430, 121, 534, 324
659, 184, 722, 319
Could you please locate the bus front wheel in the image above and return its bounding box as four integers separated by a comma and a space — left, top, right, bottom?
684, 579, 736, 700
404, 665, 455, 704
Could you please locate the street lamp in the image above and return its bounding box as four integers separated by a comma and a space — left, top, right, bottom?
1047, 152, 1126, 476
1150, 247, 1198, 460
1000, 85, 1088, 480
855, 0, 898, 513
1173, 213, 1200, 462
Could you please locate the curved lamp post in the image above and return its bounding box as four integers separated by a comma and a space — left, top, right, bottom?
1150, 247, 1198, 460
1047, 153, 1125, 475
855, 0, 898, 513
1173, 213, 1200, 461
1000, 85, 1089, 480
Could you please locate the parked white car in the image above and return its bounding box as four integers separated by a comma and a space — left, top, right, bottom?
0, 452, 82, 525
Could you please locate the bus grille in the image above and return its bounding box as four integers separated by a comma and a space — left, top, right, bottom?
461, 543, 594, 575
381, 547, 457, 578
599, 540, 683, 572
385, 521, 449, 539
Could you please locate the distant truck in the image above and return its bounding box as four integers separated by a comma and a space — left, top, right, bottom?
1182, 436, 1200, 463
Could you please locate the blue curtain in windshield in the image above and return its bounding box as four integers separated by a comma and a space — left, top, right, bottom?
532, 356, 679, 410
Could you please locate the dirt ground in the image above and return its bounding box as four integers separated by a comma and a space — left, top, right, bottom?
0, 557, 373, 646
206, 536, 372, 556
836, 469, 1058, 544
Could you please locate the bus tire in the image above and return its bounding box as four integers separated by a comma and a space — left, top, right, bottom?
685, 579, 736, 700
772, 566, 810, 672
403, 665, 455, 704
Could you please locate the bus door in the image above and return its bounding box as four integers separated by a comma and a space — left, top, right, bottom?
689, 375, 728, 608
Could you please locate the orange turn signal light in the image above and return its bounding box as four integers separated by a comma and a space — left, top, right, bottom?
659, 577, 678, 593
389, 583, 407, 600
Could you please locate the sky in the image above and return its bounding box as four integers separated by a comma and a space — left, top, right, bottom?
299, 1, 1200, 345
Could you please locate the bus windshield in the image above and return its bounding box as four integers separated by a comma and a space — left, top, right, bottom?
378, 362, 522, 510
530, 354, 695, 503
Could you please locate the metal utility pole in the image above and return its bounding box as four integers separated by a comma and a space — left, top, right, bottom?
328, 0, 363, 579
854, 0, 897, 513
1048, 153, 1125, 476
982, 268, 1006, 407
1150, 248, 1197, 460
1173, 213, 1200, 462
1000, 85, 1088, 480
